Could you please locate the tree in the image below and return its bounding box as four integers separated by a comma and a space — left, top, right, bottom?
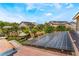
0, 21, 9, 28
0, 29, 2, 33
2, 28, 9, 36
22, 27, 29, 33
21, 26, 34, 38
10, 22, 19, 32
37, 24, 44, 31
44, 26, 54, 33
31, 27, 38, 37
65, 27, 71, 31
56, 25, 66, 31
31, 28, 38, 33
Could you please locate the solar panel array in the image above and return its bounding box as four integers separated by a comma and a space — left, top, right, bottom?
29, 32, 74, 51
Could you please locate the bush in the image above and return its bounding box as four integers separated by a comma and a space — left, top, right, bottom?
37, 24, 44, 31
7, 36, 18, 41
31, 28, 38, 34
44, 26, 54, 33
56, 25, 66, 31
22, 27, 29, 33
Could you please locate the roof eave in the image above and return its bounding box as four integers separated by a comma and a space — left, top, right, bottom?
73, 12, 79, 20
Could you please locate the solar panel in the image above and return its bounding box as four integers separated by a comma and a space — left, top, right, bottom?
29, 32, 74, 51
32, 33, 55, 47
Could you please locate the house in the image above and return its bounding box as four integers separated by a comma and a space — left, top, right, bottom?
3, 26, 13, 29
48, 21, 70, 28
9, 31, 18, 36
69, 22, 76, 31
19, 32, 27, 37
19, 21, 36, 28
73, 12, 79, 31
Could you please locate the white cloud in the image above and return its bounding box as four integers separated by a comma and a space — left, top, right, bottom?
53, 3, 73, 10
45, 13, 53, 16
0, 7, 36, 23
0, 12, 23, 23
25, 3, 46, 12
66, 4, 73, 9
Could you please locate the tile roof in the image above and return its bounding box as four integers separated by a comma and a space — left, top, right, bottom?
14, 46, 69, 56
0, 39, 14, 53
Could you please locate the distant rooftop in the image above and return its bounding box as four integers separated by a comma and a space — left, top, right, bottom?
49, 21, 69, 23
3, 26, 13, 29
48, 21, 70, 25
20, 21, 36, 25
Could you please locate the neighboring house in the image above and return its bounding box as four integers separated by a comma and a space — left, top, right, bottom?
9, 31, 18, 36
69, 22, 76, 31
2, 26, 18, 36
3, 26, 13, 29
18, 31, 30, 39
48, 21, 70, 28
19, 32, 26, 37
73, 12, 79, 31
19, 21, 36, 28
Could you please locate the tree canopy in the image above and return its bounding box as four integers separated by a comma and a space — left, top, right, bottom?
44, 26, 55, 33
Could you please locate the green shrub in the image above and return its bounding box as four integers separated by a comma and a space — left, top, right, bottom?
44, 26, 54, 33
56, 25, 66, 31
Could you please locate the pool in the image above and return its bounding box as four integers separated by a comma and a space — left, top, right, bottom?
0, 48, 17, 56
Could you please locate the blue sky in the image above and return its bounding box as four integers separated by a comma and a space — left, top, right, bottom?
0, 3, 79, 24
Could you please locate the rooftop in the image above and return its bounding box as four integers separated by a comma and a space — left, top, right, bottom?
73, 12, 79, 20
0, 39, 14, 53
3, 26, 13, 29
14, 46, 69, 56
49, 21, 70, 25
20, 21, 35, 26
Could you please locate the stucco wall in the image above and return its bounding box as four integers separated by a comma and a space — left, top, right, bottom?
76, 19, 79, 31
